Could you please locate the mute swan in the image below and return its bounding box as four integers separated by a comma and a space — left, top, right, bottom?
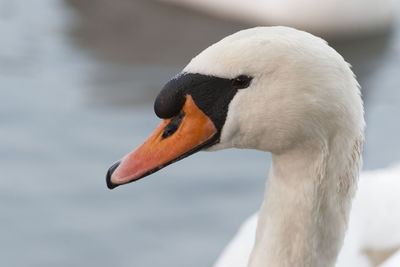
158, 0, 397, 38
215, 164, 400, 267
106, 26, 365, 267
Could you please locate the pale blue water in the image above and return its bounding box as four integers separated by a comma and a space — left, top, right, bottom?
0, 1, 399, 267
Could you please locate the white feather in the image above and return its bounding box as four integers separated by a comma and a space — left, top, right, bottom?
214, 164, 400, 267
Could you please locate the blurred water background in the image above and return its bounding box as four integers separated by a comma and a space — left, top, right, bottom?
0, 0, 399, 266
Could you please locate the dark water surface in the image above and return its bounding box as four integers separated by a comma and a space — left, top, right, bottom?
0, 0, 399, 266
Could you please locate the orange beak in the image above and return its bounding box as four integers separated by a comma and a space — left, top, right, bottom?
106, 95, 217, 189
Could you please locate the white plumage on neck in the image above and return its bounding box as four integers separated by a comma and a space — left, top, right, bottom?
250, 138, 361, 267
215, 164, 400, 267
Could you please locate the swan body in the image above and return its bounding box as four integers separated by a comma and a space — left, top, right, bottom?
107, 27, 365, 267
215, 164, 400, 267
158, 0, 397, 38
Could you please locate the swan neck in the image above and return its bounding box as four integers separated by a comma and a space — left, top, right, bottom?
248, 143, 359, 267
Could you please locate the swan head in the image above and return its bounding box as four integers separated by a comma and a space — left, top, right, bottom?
106, 26, 364, 189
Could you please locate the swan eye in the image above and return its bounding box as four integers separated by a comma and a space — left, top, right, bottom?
232, 75, 252, 89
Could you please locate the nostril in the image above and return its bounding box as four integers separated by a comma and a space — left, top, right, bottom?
106, 161, 121, 189
162, 111, 186, 139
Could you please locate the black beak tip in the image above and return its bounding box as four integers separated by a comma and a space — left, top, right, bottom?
106, 161, 121, 190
